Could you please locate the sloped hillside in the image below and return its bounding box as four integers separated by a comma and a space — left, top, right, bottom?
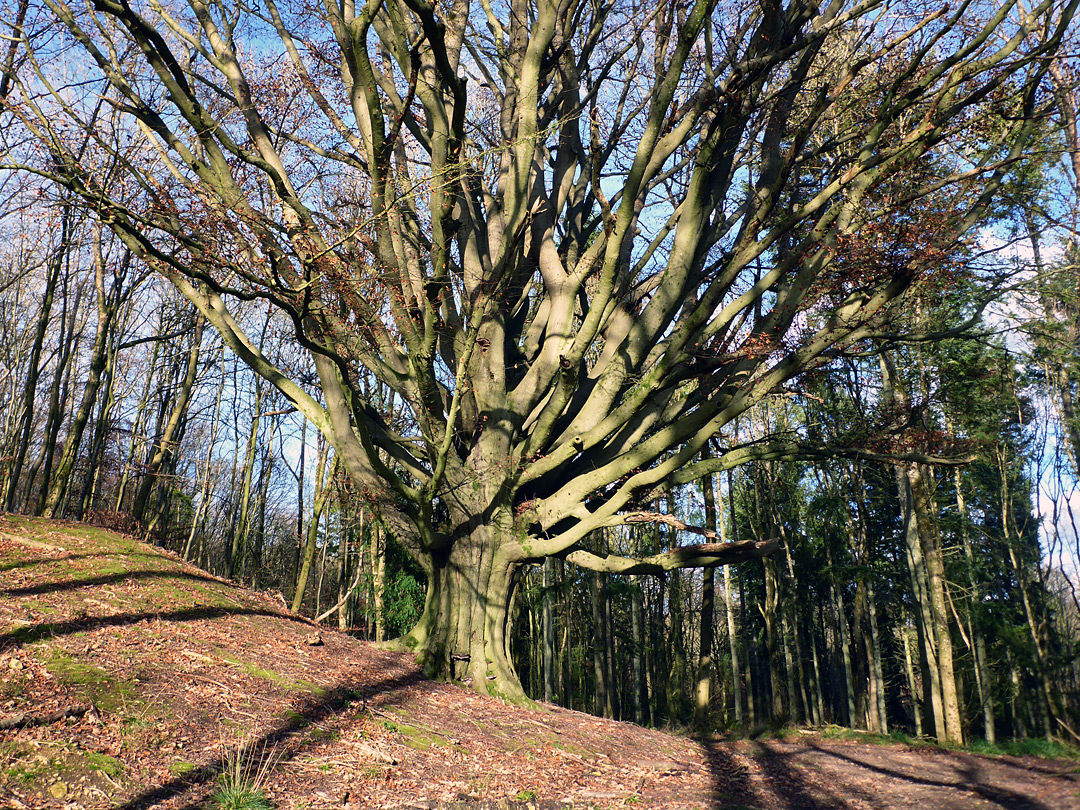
1, 516, 1078, 810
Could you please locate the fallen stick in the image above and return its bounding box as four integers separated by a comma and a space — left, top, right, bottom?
0, 705, 89, 730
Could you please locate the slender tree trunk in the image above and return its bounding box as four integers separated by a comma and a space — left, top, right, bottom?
5, 208, 67, 512
336, 512, 352, 631
292, 421, 306, 594
908, 460, 964, 744
953, 465, 995, 743
603, 571, 619, 720
32, 276, 82, 515
809, 614, 825, 726
543, 557, 556, 702
225, 381, 263, 579
292, 442, 334, 613
695, 467, 718, 730
881, 351, 959, 742
867, 578, 887, 734
725, 469, 743, 725
131, 312, 205, 524
42, 239, 128, 518
591, 569, 610, 717
902, 620, 923, 736
740, 567, 756, 727
116, 335, 162, 512
372, 517, 386, 642
77, 334, 118, 520
631, 570, 646, 724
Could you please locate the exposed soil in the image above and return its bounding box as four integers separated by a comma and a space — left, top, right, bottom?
1, 516, 1078, 810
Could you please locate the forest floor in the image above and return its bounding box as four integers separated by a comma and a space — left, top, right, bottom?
1, 516, 1078, 810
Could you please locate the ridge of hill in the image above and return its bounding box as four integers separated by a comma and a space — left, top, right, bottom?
1, 516, 1079, 810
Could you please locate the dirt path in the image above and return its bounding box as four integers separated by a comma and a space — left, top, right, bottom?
1, 517, 1078, 810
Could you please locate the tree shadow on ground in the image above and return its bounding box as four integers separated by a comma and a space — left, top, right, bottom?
0, 604, 308, 650
0, 551, 162, 573
703, 738, 1063, 810
116, 668, 426, 810
1, 567, 226, 597
798, 740, 1063, 810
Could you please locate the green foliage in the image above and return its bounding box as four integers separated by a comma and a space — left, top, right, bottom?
382, 532, 426, 637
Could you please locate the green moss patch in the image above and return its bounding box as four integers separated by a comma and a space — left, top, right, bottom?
45, 650, 140, 714
220, 653, 325, 695
0, 740, 125, 803
169, 760, 198, 776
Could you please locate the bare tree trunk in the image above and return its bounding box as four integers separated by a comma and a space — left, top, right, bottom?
908, 459, 964, 745
336, 513, 351, 631
725, 469, 743, 726
372, 517, 386, 642
867, 578, 887, 734
184, 362, 225, 560
131, 312, 205, 525
42, 238, 129, 518
631, 570, 646, 724
902, 620, 923, 736
542, 556, 556, 703
32, 274, 83, 515
590, 569, 610, 718
953, 465, 995, 743
225, 380, 263, 579
292, 442, 334, 614
5, 208, 67, 512
292, 420, 306, 595
695, 468, 718, 730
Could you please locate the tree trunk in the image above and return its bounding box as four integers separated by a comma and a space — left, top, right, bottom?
902, 620, 923, 736
590, 569, 610, 717
225, 381, 263, 579
43, 238, 128, 519
372, 518, 387, 642
907, 460, 964, 745
394, 518, 526, 702
695, 467, 718, 730
867, 578, 888, 734
131, 312, 205, 524
4, 207, 67, 513
542, 557, 556, 703
292, 442, 333, 614
32, 275, 82, 515
953, 465, 995, 743
631, 571, 646, 724
184, 366, 225, 561
725, 469, 744, 725
336, 515, 351, 631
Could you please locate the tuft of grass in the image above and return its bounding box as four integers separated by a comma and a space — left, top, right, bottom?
209, 739, 280, 810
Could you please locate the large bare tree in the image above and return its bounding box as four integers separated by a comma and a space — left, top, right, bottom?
1, 0, 1073, 698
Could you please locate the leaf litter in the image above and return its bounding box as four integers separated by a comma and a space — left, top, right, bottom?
1, 517, 1078, 810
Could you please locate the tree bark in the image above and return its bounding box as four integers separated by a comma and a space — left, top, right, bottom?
4, 207, 67, 512
43, 238, 129, 518
292, 442, 334, 614
695, 467, 718, 730
131, 312, 205, 525
394, 515, 526, 702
